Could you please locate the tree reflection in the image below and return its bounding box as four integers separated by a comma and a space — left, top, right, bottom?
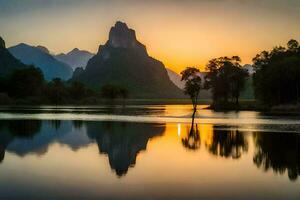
8, 120, 41, 138
50, 120, 61, 130
72, 120, 84, 129
0, 120, 41, 162
207, 128, 248, 159
253, 132, 300, 181
182, 123, 200, 151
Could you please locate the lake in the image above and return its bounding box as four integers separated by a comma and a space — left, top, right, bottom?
0, 105, 300, 200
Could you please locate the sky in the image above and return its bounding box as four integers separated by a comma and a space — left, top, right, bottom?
1, 0, 300, 73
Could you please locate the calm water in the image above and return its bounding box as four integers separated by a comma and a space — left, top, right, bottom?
0, 105, 300, 200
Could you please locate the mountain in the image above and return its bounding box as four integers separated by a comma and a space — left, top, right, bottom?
8, 43, 73, 81
73, 21, 184, 98
0, 37, 28, 77
166, 68, 185, 89
55, 48, 95, 70
36, 45, 50, 54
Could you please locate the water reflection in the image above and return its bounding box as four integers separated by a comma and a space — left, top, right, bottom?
0, 120, 164, 177
0, 120, 91, 158
207, 128, 248, 159
253, 132, 300, 181
86, 121, 164, 176
1, 119, 300, 183
181, 124, 248, 159
181, 124, 201, 151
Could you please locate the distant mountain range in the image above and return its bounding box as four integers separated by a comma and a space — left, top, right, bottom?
166, 68, 185, 89
0, 37, 28, 77
55, 48, 95, 70
166, 68, 212, 99
8, 43, 73, 81
73, 21, 184, 98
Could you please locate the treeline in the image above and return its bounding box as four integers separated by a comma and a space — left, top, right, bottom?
0, 66, 129, 105
205, 56, 248, 109
182, 39, 300, 110
253, 39, 300, 106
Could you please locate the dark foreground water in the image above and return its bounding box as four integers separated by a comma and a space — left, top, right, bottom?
0, 105, 300, 200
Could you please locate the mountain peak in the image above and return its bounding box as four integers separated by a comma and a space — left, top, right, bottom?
36, 45, 50, 54
108, 21, 137, 48
70, 48, 79, 53
0, 37, 5, 49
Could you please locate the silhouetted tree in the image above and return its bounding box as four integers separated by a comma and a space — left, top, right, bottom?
205, 56, 248, 107
8, 66, 44, 98
181, 67, 202, 121
101, 84, 129, 102
253, 39, 300, 105
45, 78, 68, 105
68, 81, 95, 101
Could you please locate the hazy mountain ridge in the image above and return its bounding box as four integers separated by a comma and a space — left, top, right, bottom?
8, 43, 73, 81
73, 21, 184, 98
55, 48, 94, 70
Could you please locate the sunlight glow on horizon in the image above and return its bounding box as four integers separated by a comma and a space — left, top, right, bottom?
1, 0, 300, 73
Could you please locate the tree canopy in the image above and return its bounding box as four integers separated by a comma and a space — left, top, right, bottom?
205, 56, 248, 107
181, 67, 202, 112
253, 39, 300, 105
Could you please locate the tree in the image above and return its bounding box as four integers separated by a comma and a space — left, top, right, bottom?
287, 39, 299, 52
205, 56, 248, 107
100, 84, 129, 102
45, 78, 68, 105
68, 81, 92, 100
119, 88, 129, 99
8, 66, 44, 98
181, 67, 202, 138
101, 85, 120, 100
181, 67, 202, 118
253, 39, 300, 105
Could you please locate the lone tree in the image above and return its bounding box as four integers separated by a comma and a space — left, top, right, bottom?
181, 67, 202, 121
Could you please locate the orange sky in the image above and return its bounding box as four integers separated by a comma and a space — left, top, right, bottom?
1, 0, 300, 73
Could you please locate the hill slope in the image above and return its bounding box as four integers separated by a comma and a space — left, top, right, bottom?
9, 44, 73, 81
55, 48, 94, 70
73, 21, 184, 98
0, 37, 28, 77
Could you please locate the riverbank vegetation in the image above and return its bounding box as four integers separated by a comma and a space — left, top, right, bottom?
0, 66, 129, 105
181, 39, 300, 112
0, 39, 300, 112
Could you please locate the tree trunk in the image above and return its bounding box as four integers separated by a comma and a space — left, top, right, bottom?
296, 83, 300, 103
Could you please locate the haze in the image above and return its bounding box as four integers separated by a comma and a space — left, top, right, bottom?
1, 0, 300, 72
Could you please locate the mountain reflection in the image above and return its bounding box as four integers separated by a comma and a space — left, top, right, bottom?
0, 120, 164, 177
86, 122, 164, 177
207, 128, 248, 159
0, 120, 92, 158
253, 132, 300, 181
2, 119, 300, 181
